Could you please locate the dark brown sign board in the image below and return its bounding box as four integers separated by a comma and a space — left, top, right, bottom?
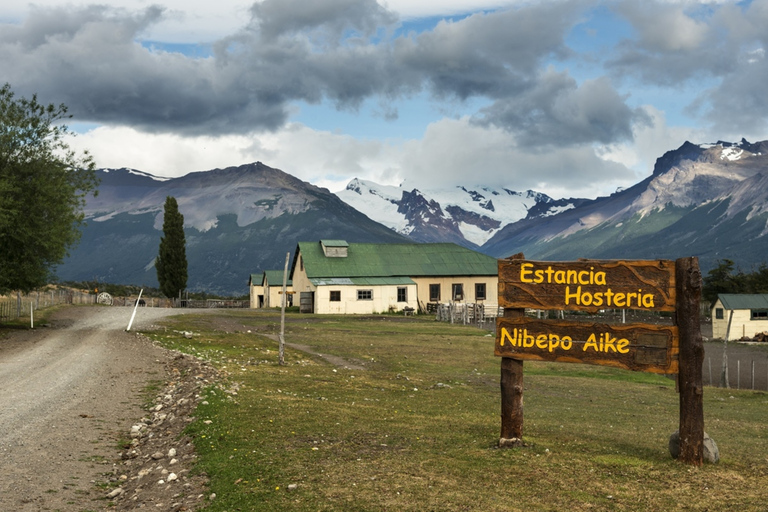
496, 255, 704, 466
496, 317, 679, 374
499, 259, 676, 313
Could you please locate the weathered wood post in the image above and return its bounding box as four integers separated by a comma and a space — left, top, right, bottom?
279, 251, 290, 366
500, 253, 524, 447
675, 256, 704, 466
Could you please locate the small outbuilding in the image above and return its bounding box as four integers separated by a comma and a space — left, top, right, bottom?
249, 270, 293, 309
711, 294, 768, 340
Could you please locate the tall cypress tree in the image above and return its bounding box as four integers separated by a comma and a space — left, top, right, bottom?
156, 196, 188, 299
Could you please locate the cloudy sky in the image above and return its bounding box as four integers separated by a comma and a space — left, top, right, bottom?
2, 0, 767, 198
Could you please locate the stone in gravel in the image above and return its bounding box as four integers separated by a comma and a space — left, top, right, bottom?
107, 487, 124, 499
152, 452, 165, 460
167, 473, 178, 482
122, 449, 139, 459
168, 448, 177, 458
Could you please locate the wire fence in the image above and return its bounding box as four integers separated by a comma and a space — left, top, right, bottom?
0, 289, 97, 323
0, 289, 250, 324
703, 351, 768, 391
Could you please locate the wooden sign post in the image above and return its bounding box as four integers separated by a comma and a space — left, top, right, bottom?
496, 254, 704, 465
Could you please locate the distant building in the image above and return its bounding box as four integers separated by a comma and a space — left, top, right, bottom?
711, 294, 768, 340
289, 240, 498, 314
249, 270, 293, 309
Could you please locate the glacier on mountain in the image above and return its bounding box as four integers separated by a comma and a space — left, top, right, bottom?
335, 179, 558, 246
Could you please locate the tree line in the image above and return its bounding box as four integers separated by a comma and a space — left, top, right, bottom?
703, 259, 768, 305
0, 83, 97, 293
1, 83, 187, 299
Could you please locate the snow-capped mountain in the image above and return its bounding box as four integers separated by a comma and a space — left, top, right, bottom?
57, 139, 768, 294
58, 162, 408, 295
336, 179, 583, 248
481, 138, 768, 273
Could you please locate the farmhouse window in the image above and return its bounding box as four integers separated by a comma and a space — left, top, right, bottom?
452, 283, 464, 301
475, 283, 486, 301
330, 290, 341, 302
715, 308, 724, 320
397, 287, 407, 302
357, 289, 373, 301
750, 309, 768, 320
429, 284, 440, 302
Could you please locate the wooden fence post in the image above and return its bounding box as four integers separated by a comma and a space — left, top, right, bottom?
676, 257, 704, 466
500, 253, 525, 447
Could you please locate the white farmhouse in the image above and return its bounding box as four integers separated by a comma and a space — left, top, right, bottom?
289, 240, 498, 315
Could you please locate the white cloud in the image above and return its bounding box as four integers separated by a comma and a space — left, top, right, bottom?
400, 117, 635, 198
3, 0, 524, 43
69, 126, 254, 177
596, 105, 704, 181
70, 117, 641, 200
12, 0, 767, 204
67, 123, 403, 191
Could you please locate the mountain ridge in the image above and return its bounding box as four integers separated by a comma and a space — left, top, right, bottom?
58, 163, 410, 295
57, 139, 768, 295
479, 139, 768, 272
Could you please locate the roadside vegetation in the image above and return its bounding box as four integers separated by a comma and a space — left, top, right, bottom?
143, 310, 768, 511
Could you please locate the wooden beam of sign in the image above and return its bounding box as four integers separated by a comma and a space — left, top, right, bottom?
498, 259, 676, 313
495, 317, 679, 374
278, 291, 295, 294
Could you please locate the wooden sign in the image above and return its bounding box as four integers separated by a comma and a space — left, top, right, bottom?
496, 317, 678, 374
499, 259, 675, 313
496, 254, 704, 466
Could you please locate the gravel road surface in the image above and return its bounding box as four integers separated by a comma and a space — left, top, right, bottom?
0, 306, 206, 511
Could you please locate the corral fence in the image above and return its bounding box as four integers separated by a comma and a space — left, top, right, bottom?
433, 302, 503, 327
0, 289, 96, 322
91, 296, 249, 309
0, 290, 249, 323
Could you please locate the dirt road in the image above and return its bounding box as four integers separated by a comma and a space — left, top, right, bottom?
0, 306, 203, 511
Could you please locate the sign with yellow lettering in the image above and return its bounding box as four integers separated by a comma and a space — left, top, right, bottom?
499, 259, 676, 313
496, 317, 679, 374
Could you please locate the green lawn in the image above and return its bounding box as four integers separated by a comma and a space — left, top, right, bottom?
144, 311, 768, 511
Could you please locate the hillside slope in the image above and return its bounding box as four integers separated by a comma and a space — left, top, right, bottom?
58, 163, 410, 295
481, 139, 768, 272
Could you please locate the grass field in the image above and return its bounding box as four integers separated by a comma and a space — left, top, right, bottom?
143, 310, 768, 511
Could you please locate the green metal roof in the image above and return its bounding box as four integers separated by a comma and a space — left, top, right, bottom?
320, 240, 349, 247
263, 270, 292, 287
718, 294, 768, 310
297, 241, 498, 279
310, 276, 415, 286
